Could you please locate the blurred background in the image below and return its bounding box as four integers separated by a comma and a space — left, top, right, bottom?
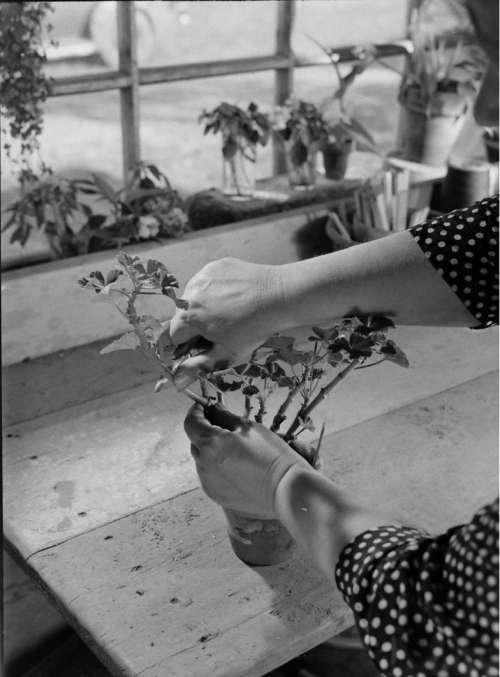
1, 0, 486, 267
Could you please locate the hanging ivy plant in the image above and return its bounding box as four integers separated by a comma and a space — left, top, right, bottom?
0, 1, 55, 186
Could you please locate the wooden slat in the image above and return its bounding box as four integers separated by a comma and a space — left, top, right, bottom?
274, 1, 295, 175
48, 43, 412, 98
9, 371, 498, 677
117, 1, 141, 185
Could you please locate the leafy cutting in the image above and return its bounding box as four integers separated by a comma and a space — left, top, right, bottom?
79, 254, 410, 447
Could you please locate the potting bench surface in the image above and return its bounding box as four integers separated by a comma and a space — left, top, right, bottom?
3, 324, 498, 677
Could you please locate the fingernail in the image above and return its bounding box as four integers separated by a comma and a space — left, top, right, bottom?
174, 373, 191, 391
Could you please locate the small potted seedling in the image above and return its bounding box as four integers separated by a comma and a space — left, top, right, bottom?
305, 37, 380, 179
272, 98, 328, 191
78, 253, 409, 565
199, 102, 271, 199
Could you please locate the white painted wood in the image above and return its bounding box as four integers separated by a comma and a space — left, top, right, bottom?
3, 324, 497, 560
1, 204, 335, 366
16, 371, 498, 677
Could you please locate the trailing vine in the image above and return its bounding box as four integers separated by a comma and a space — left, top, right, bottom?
0, 1, 55, 186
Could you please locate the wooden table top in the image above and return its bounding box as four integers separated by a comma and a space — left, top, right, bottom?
3, 325, 498, 677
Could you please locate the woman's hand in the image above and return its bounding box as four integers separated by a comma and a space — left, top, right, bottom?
170, 258, 284, 390
184, 403, 311, 518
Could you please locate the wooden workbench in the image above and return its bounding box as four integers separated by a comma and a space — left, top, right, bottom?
3, 325, 498, 677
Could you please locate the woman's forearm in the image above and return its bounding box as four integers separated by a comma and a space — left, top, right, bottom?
273, 466, 402, 582
273, 231, 479, 330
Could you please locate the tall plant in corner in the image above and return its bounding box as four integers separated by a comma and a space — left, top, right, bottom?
0, 1, 55, 186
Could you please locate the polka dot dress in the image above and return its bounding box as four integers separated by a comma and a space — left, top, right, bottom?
335, 195, 499, 676
336, 500, 499, 677
409, 195, 499, 328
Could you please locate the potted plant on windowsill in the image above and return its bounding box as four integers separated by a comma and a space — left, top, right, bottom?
2, 163, 190, 259
272, 99, 329, 191
77, 252, 409, 566
384, 0, 487, 166
199, 102, 271, 199
306, 38, 380, 180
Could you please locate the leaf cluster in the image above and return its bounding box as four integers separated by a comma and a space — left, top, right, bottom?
78, 254, 410, 440
3, 163, 190, 259
272, 99, 330, 168
386, 1, 488, 110
0, 2, 54, 184
304, 35, 379, 153
200, 102, 271, 161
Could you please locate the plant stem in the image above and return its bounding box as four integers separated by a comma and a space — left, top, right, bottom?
126, 290, 210, 408
270, 381, 303, 432
283, 358, 360, 440
255, 396, 267, 423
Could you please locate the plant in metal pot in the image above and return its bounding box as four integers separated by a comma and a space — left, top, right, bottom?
305, 37, 380, 180
380, 0, 487, 166
78, 253, 410, 566
272, 98, 329, 190
199, 102, 271, 199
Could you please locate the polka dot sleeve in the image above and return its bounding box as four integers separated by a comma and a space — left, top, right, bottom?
335, 499, 499, 677
409, 195, 499, 329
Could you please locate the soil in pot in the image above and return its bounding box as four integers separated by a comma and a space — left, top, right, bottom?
223, 441, 322, 566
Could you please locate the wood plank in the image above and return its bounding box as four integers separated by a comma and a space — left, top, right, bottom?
274, 1, 295, 175
1, 203, 340, 366
3, 324, 497, 427
3, 327, 498, 558
11, 371, 498, 677
117, 0, 141, 186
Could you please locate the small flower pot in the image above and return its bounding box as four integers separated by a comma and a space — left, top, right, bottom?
223, 443, 323, 566
399, 86, 468, 167
321, 139, 353, 180
222, 143, 256, 199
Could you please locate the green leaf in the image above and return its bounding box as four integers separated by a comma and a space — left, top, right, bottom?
348, 332, 375, 359
162, 286, 189, 309
298, 415, 315, 433
100, 332, 142, 354
207, 375, 242, 393
242, 384, 259, 396
106, 269, 124, 285
91, 173, 117, 203
154, 376, 170, 393
260, 335, 296, 350
353, 315, 395, 336
89, 270, 105, 287
380, 341, 410, 368
139, 315, 162, 332
275, 348, 308, 367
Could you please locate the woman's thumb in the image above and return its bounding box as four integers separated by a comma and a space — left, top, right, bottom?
173, 344, 236, 391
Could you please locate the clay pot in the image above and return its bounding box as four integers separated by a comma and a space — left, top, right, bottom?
223, 442, 322, 566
